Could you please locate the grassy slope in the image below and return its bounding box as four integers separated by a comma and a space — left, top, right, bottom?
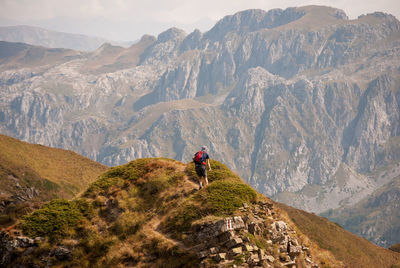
0, 134, 108, 196
0, 134, 108, 226
12, 157, 400, 268
15, 159, 259, 267
277, 202, 400, 268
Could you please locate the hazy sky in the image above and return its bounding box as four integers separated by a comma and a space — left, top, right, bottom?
1, 0, 399, 41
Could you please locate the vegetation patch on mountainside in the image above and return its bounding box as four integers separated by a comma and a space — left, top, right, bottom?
0, 134, 107, 228
21, 199, 93, 241
8, 158, 198, 267
2, 157, 399, 268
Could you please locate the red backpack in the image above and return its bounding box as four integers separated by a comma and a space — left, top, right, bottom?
193, 151, 206, 165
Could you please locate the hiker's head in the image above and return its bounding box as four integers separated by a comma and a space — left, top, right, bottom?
201, 146, 208, 152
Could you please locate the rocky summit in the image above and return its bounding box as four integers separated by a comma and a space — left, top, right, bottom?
1, 158, 399, 267
0, 6, 400, 245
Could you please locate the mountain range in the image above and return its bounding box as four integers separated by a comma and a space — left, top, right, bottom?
0, 5, 399, 247
0, 25, 131, 51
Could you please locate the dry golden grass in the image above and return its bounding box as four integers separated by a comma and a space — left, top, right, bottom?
0, 134, 108, 197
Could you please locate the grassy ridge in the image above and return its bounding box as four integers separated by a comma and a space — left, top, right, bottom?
0, 134, 108, 196
277, 202, 400, 268
0, 134, 107, 226
9, 156, 400, 267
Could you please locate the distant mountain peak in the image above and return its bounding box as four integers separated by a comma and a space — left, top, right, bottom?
297, 5, 348, 20
139, 34, 156, 43
157, 27, 187, 43
204, 7, 305, 39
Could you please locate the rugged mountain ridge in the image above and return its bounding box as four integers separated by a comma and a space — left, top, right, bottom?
0, 6, 400, 245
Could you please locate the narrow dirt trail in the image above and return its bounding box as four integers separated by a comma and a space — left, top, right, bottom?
143, 163, 198, 251
147, 216, 190, 251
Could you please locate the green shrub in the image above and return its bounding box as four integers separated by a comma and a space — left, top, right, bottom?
73, 198, 95, 219
84, 175, 125, 197
206, 180, 257, 215
84, 158, 180, 198
21, 199, 84, 241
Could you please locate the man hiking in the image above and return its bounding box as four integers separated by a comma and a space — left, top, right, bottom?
193, 146, 212, 189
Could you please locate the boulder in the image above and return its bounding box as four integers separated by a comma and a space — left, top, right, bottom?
266, 255, 275, 263
232, 216, 246, 230
248, 222, 261, 235
197, 250, 208, 259
52, 246, 72, 261
230, 247, 243, 255
213, 253, 227, 262
280, 254, 291, 262
288, 245, 302, 257
271, 230, 285, 243
290, 238, 299, 246
209, 247, 218, 254
226, 237, 243, 248
243, 244, 254, 252
16, 236, 35, 248
258, 249, 267, 260
275, 221, 287, 232
219, 230, 236, 244
247, 253, 260, 265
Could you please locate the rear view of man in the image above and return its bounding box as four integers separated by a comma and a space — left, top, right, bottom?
193, 146, 212, 189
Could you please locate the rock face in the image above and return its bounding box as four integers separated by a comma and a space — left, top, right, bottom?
1, 6, 400, 224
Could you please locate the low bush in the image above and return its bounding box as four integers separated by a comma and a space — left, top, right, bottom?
21, 199, 88, 241
84, 175, 125, 197
84, 158, 180, 198
205, 180, 257, 215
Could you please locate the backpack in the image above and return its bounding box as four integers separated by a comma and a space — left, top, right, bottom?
193, 151, 206, 165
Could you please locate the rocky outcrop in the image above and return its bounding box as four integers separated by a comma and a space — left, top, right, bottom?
186, 201, 320, 267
